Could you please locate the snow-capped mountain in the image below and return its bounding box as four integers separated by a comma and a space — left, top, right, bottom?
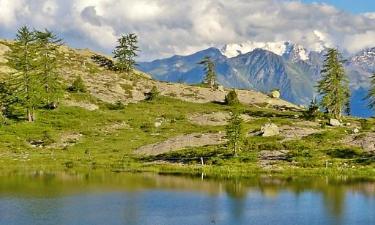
137, 43, 375, 117
349, 47, 375, 73
221, 41, 311, 61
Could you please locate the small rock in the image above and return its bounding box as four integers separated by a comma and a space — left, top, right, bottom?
346, 123, 351, 126
261, 123, 280, 137
294, 115, 300, 119
217, 85, 225, 92
329, 118, 341, 127
154, 122, 162, 128
270, 90, 281, 99
353, 128, 360, 134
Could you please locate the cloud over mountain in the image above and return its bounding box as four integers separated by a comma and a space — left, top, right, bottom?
0, 0, 374, 60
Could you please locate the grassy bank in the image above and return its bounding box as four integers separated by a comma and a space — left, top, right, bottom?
0, 95, 374, 179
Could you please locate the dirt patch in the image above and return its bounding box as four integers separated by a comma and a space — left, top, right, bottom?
135, 132, 226, 156
48, 133, 83, 149
258, 150, 289, 169
342, 133, 375, 153
63, 100, 99, 111
188, 112, 253, 126
99, 122, 130, 134
280, 126, 321, 141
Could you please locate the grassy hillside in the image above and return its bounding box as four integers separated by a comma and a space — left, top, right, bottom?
0, 40, 374, 178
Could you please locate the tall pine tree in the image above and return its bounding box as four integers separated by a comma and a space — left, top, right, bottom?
317, 48, 350, 119
226, 111, 243, 156
198, 56, 217, 90
365, 73, 375, 111
113, 33, 139, 73
5, 26, 39, 122
34, 29, 63, 108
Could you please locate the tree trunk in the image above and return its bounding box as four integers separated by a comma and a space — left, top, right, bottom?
27, 108, 34, 122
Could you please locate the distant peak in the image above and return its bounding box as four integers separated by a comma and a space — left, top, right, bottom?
220, 41, 314, 61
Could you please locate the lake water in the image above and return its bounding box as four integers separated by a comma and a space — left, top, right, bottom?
0, 172, 374, 225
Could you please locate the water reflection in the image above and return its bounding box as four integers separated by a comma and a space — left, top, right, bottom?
0, 172, 374, 225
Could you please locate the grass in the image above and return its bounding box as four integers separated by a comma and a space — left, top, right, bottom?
0, 93, 374, 178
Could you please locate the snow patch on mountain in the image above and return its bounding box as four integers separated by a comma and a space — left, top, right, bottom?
221, 41, 310, 61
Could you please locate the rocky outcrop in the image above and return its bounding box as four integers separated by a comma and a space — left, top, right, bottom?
342, 133, 375, 153
260, 123, 280, 137
135, 133, 226, 156
329, 119, 342, 127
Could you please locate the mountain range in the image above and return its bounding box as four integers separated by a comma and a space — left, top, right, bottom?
137, 41, 375, 117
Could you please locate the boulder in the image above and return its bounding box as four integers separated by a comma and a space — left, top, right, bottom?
270, 90, 281, 99
329, 118, 341, 127
353, 128, 360, 134
261, 123, 280, 137
154, 121, 162, 128
217, 85, 225, 92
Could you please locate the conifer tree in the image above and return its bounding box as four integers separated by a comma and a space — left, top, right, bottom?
5, 26, 39, 122
198, 56, 217, 90
226, 111, 244, 156
365, 73, 375, 111
317, 48, 350, 119
113, 33, 139, 73
34, 29, 63, 108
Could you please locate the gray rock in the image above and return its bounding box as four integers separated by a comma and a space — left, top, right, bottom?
261, 123, 280, 137
270, 90, 281, 99
154, 121, 162, 128
217, 85, 225, 92
353, 128, 360, 134
329, 118, 341, 127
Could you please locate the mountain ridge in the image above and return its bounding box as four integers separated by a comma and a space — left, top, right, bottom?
138, 43, 375, 117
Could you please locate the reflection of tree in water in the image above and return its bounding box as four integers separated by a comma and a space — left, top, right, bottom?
321, 184, 346, 224
224, 180, 247, 223
123, 195, 139, 225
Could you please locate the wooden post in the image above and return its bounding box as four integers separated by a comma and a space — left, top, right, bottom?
200, 157, 204, 166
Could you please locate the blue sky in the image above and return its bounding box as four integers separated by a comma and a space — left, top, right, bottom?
303, 0, 375, 13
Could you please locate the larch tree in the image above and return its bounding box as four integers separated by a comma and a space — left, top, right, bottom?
365, 73, 375, 111
113, 33, 139, 73
317, 48, 350, 119
226, 111, 244, 156
198, 56, 217, 90
34, 29, 63, 108
5, 26, 39, 122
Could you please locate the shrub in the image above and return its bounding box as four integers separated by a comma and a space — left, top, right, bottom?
360, 119, 372, 131
68, 76, 87, 93
107, 100, 125, 110
225, 90, 240, 106
303, 98, 322, 120
91, 54, 115, 70
145, 86, 159, 101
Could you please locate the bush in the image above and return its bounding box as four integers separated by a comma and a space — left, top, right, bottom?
225, 90, 240, 106
303, 99, 322, 120
107, 100, 125, 110
145, 86, 159, 101
68, 76, 87, 93
91, 54, 115, 70
360, 119, 372, 131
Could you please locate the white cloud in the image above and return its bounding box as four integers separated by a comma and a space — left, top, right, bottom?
0, 0, 374, 60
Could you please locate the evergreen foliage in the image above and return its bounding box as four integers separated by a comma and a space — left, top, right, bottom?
145, 86, 159, 101
365, 73, 375, 111
5, 26, 39, 122
113, 33, 139, 73
34, 29, 63, 107
303, 98, 322, 120
198, 56, 217, 90
68, 76, 87, 93
226, 111, 244, 156
225, 89, 240, 106
317, 48, 350, 119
